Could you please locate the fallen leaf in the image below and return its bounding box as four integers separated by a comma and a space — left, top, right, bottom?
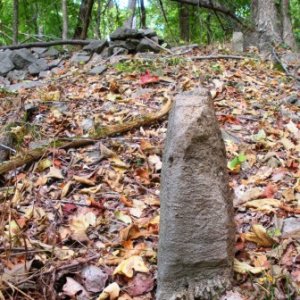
140, 70, 159, 86
97, 282, 120, 300
46, 167, 64, 179
62, 277, 89, 298
243, 224, 276, 247
113, 256, 149, 278
244, 198, 281, 211
126, 273, 154, 296
234, 258, 265, 274
81, 265, 108, 293
73, 175, 95, 186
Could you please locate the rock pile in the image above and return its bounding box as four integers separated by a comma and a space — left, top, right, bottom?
0, 27, 164, 87
0, 47, 59, 77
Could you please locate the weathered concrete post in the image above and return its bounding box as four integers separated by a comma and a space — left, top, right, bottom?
157, 89, 235, 300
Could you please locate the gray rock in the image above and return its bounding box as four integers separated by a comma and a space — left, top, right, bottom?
0, 56, 15, 76
28, 58, 49, 75
150, 35, 159, 44
48, 58, 62, 68
109, 39, 139, 52
9, 49, 36, 69
232, 32, 244, 52
100, 48, 110, 59
83, 39, 108, 54
70, 52, 90, 64
283, 94, 300, 106
88, 65, 107, 75
28, 139, 49, 150
282, 218, 300, 239
40, 48, 59, 58
157, 89, 234, 299
7, 80, 44, 91
31, 47, 47, 55
81, 118, 94, 132
110, 27, 143, 40
138, 28, 157, 38
0, 75, 10, 87
281, 53, 300, 66
108, 46, 128, 56
7, 70, 28, 81
39, 70, 51, 78
137, 38, 160, 53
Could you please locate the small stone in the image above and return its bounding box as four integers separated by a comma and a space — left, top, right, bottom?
70, 52, 90, 64
7, 80, 44, 92
7, 70, 28, 81
31, 47, 47, 55
282, 217, 300, 239
40, 48, 60, 58
83, 39, 108, 53
81, 118, 94, 132
232, 32, 244, 52
88, 65, 107, 75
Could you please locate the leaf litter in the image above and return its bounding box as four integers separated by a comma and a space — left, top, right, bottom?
0, 45, 300, 299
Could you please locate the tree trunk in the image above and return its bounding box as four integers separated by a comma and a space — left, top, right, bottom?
140, 0, 146, 28
73, 0, 95, 40
250, 0, 296, 51
62, 0, 68, 40
95, 0, 101, 39
157, 89, 235, 300
281, 0, 296, 49
12, 0, 19, 45
179, 3, 190, 42
123, 0, 137, 29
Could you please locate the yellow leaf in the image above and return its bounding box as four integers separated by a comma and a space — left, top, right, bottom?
97, 282, 120, 300
61, 181, 73, 198
244, 224, 276, 247
115, 211, 132, 224
113, 256, 149, 278
69, 212, 97, 241
234, 258, 265, 274
73, 175, 95, 186
11, 188, 22, 207
36, 159, 52, 172
244, 198, 281, 211
80, 184, 102, 194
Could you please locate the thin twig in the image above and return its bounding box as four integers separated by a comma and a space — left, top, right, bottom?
0, 143, 16, 154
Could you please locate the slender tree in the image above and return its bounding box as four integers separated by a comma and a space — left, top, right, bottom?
179, 3, 190, 41
123, 0, 137, 28
62, 0, 68, 40
12, 0, 18, 45
73, 0, 95, 39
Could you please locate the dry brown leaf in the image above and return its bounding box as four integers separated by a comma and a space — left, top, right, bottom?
243, 224, 276, 247
73, 175, 95, 186
113, 256, 149, 278
244, 198, 281, 211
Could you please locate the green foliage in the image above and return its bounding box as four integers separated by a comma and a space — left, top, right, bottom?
227, 153, 246, 170
0, 0, 299, 46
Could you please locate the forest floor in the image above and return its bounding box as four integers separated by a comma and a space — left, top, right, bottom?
0, 45, 299, 300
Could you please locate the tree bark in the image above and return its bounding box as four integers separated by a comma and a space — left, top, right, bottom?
12, 0, 19, 45
281, 0, 296, 49
140, 0, 146, 28
95, 0, 101, 39
171, 0, 243, 25
157, 89, 235, 300
73, 0, 95, 40
250, 0, 297, 52
179, 3, 190, 42
62, 0, 68, 40
123, 0, 137, 28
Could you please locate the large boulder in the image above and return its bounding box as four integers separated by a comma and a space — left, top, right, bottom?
157, 89, 235, 299
9, 49, 36, 69
83, 39, 108, 54
0, 50, 15, 76
28, 58, 49, 75
110, 27, 143, 40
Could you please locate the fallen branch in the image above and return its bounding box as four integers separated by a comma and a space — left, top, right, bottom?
0, 39, 92, 50
190, 55, 258, 60
0, 100, 172, 175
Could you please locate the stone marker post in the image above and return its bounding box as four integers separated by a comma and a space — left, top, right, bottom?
157, 89, 235, 300
232, 32, 244, 52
